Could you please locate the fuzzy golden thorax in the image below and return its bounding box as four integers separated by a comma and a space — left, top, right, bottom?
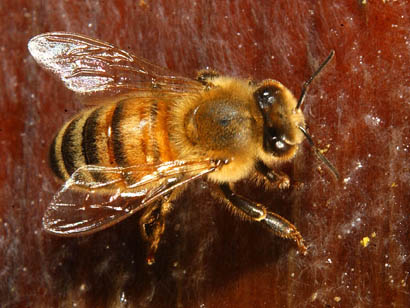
170, 76, 305, 183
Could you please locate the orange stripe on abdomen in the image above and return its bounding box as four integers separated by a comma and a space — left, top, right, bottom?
154, 100, 177, 162
112, 98, 177, 168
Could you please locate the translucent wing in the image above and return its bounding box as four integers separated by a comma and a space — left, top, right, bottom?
43, 160, 223, 236
28, 32, 203, 94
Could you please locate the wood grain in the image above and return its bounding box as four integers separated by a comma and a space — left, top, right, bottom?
1, 1, 408, 307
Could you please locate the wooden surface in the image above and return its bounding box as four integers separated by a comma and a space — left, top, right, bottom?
1, 1, 409, 307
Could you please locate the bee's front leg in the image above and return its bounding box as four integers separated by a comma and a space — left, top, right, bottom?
255, 161, 290, 189
217, 183, 307, 255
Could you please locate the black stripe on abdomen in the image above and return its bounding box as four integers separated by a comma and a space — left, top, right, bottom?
82, 107, 101, 165
111, 100, 127, 167
61, 117, 83, 176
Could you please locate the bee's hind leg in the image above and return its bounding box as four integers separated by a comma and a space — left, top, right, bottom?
139, 188, 183, 265
216, 183, 307, 255
140, 201, 168, 265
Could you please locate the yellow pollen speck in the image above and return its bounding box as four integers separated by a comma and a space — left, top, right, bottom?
319, 144, 330, 154
334, 296, 341, 302
360, 236, 370, 247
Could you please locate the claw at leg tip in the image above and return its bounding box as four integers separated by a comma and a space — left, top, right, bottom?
297, 241, 308, 256
147, 255, 156, 265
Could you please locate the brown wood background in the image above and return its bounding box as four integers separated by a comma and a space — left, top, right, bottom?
1, 1, 409, 307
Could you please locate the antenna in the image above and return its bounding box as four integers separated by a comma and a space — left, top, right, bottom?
296, 50, 335, 109
295, 51, 339, 179
298, 126, 340, 180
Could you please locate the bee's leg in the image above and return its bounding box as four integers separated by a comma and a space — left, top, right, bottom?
140, 200, 167, 265
139, 188, 183, 265
196, 69, 220, 87
255, 161, 290, 189
217, 183, 307, 255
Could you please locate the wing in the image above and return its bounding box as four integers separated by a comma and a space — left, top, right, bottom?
28, 32, 204, 94
43, 159, 224, 236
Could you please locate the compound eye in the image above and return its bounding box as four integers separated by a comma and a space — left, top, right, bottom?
271, 136, 291, 156
254, 85, 280, 110
264, 127, 292, 156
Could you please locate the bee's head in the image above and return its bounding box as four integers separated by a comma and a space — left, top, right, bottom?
253, 81, 305, 160
253, 50, 339, 179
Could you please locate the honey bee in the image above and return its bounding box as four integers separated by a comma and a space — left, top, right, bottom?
28, 32, 338, 263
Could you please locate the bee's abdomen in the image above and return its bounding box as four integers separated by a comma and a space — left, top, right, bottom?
107, 98, 177, 167
49, 98, 176, 181
49, 109, 94, 180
